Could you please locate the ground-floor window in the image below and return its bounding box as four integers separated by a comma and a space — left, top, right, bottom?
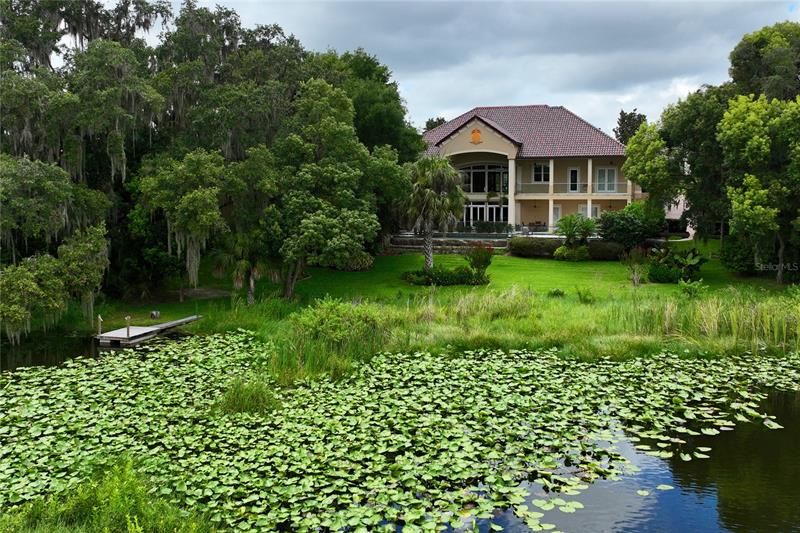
463, 203, 508, 225
578, 204, 601, 218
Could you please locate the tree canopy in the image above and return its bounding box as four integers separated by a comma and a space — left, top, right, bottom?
0, 0, 417, 341
730, 21, 800, 100
622, 21, 800, 281
613, 108, 646, 145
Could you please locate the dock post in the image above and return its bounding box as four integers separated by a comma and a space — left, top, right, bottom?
125, 316, 131, 339
97, 315, 103, 335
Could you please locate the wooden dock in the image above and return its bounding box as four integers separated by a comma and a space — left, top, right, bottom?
96, 315, 200, 347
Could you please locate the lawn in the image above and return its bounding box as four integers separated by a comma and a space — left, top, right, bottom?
81, 240, 779, 334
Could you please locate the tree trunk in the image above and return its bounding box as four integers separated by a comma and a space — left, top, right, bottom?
282, 260, 303, 299
776, 234, 785, 285
423, 223, 434, 271
247, 271, 255, 306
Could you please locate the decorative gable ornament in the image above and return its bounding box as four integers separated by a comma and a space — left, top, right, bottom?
470, 128, 483, 144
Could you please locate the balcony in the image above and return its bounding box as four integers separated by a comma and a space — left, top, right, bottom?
516, 182, 549, 194
552, 181, 589, 193
592, 181, 628, 194
514, 181, 631, 195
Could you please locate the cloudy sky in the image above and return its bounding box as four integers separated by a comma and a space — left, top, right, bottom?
188, 1, 799, 133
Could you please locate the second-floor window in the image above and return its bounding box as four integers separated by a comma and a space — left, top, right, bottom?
532, 162, 550, 183
458, 163, 508, 193
596, 168, 617, 192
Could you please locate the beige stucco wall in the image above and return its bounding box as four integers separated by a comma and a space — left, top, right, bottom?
549, 157, 627, 185
519, 202, 549, 225
438, 119, 519, 158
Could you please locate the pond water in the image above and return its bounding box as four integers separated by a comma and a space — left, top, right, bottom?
0, 332, 188, 372
0, 336, 100, 372
481, 392, 800, 532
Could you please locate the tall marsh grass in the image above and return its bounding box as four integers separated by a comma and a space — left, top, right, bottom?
607, 290, 800, 353
0, 459, 209, 533
191, 286, 800, 386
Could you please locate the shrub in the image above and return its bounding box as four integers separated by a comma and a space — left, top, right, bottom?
720, 235, 764, 275
338, 252, 374, 272
555, 214, 596, 246
587, 240, 625, 260
291, 296, 389, 346
547, 288, 566, 298
402, 265, 488, 286
624, 200, 666, 235
598, 201, 665, 250
473, 221, 510, 233
622, 248, 648, 287
554, 245, 590, 261
649, 246, 707, 282
648, 263, 682, 283
508, 237, 562, 258
679, 279, 708, 299
598, 210, 646, 250
217, 377, 280, 415
575, 287, 596, 304
464, 244, 494, 276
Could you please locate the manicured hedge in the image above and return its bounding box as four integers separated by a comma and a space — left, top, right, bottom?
402, 265, 488, 286
509, 237, 624, 261
508, 237, 563, 258
587, 240, 625, 260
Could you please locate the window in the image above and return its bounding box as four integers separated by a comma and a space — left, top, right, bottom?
596, 168, 617, 192
463, 203, 508, 225
457, 163, 509, 194
532, 162, 550, 183
579, 204, 601, 218
568, 168, 580, 192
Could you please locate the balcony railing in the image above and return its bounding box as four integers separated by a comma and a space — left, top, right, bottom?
513, 181, 631, 194
516, 182, 549, 194
592, 182, 628, 194
552, 181, 589, 193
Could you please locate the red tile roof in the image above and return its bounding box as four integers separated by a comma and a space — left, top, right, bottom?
423, 105, 625, 158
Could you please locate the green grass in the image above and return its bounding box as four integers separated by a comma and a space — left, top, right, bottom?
215, 377, 281, 415
8, 238, 791, 383
45, 238, 776, 337
0, 459, 210, 533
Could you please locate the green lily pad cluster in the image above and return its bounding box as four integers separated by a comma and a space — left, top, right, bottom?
1, 332, 798, 531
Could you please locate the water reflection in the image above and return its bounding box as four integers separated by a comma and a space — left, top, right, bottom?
0, 332, 190, 372
0, 336, 99, 371
480, 392, 800, 533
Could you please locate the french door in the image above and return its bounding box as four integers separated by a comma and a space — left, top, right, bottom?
568, 168, 580, 192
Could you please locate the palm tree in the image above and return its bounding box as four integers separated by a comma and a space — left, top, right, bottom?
407, 156, 466, 270
212, 231, 269, 305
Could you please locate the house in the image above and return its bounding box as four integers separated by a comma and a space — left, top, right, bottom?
423, 105, 644, 232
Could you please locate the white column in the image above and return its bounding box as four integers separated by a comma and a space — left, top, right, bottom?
548, 198, 554, 232
548, 159, 555, 195
628, 179, 634, 202
587, 158, 593, 194
507, 158, 516, 230
587, 198, 593, 219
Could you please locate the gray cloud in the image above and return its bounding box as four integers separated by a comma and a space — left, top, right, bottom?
197, 0, 800, 132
